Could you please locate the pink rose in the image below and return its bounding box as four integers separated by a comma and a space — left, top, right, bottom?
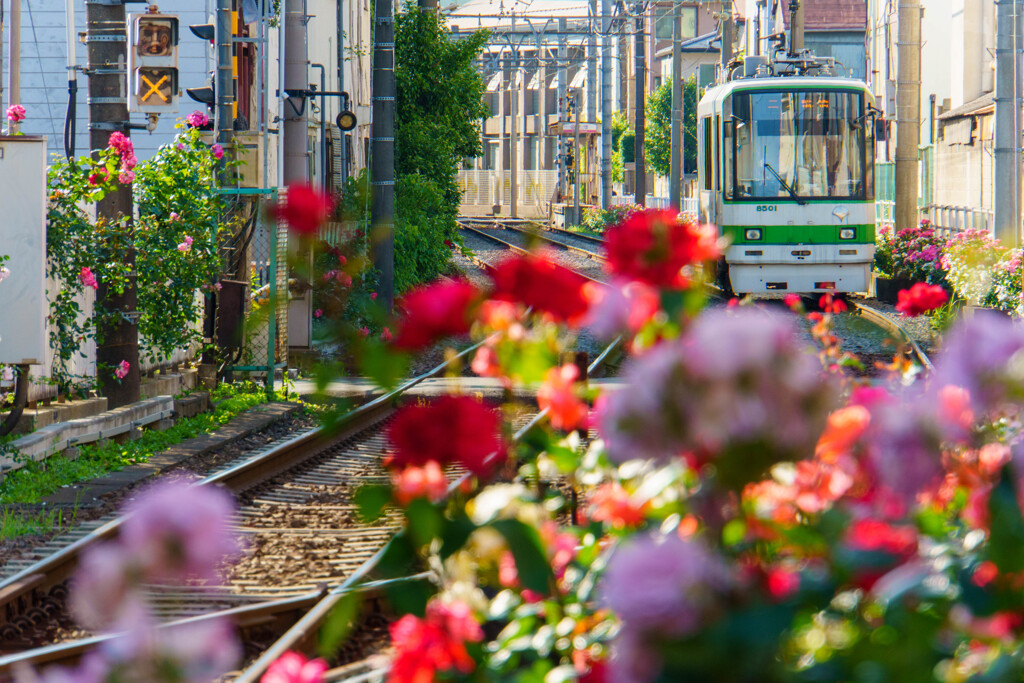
212, 143, 224, 160
5, 104, 26, 122
115, 360, 130, 380
79, 266, 98, 290
119, 170, 135, 184
177, 235, 193, 253
186, 110, 210, 128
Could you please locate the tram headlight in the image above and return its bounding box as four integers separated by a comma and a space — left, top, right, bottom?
839, 228, 856, 240
745, 228, 762, 241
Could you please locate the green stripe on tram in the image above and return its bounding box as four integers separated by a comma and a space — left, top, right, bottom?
721, 224, 876, 245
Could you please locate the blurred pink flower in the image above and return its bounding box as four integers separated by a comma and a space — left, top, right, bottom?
212, 143, 224, 160
6, 103, 26, 122
370, 292, 378, 300
0, 266, 9, 283
380, 326, 393, 342
186, 110, 209, 128
177, 235, 193, 253
121, 478, 243, 582
70, 544, 143, 630
79, 266, 98, 290
118, 170, 135, 184
599, 533, 730, 683
169, 211, 180, 221
313, 308, 323, 318
584, 279, 660, 340
177, 142, 185, 150
1, 366, 13, 382
108, 131, 133, 157
261, 651, 328, 683
115, 360, 130, 379
597, 308, 837, 471
358, 326, 369, 337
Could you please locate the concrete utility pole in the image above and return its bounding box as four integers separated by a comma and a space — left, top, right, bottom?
558, 18, 568, 199
600, 0, 612, 207
371, 0, 396, 310
994, 0, 1021, 247
587, 0, 597, 123
894, 0, 920, 237
720, 7, 732, 80
574, 89, 581, 216
87, 1, 139, 408
669, 0, 682, 208
536, 34, 546, 178
8, 0, 21, 132
633, 4, 646, 206
283, 0, 307, 184
510, 58, 519, 218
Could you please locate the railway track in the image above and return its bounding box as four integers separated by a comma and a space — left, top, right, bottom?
459, 216, 933, 374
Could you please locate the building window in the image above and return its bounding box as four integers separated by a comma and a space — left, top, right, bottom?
654, 5, 696, 41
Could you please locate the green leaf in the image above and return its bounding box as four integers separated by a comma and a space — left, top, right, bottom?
406, 497, 443, 549
353, 484, 392, 524
987, 466, 1024, 573
722, 518, 747, 547
374, 532, 417, 579
317, 590, 360, 658
384, 576, 434, 618
359, 340, 409, 391
492, 519, 555, 595
440, 510, 477, 559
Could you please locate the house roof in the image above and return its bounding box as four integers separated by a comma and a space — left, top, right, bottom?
938, 91, 995, 120
779, 0, 867, 32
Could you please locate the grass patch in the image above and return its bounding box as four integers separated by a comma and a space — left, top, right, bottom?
567, 225, 604, 239
1, 507, 78, 540
0, 382, 298, 511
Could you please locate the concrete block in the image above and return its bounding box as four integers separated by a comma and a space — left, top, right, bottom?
152, 418, 174, 432
64, 446, 80, 461
128, 427, 143, 441
173, 391, 210, 419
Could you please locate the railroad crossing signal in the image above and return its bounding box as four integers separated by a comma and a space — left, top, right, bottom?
128, 13, 180, 113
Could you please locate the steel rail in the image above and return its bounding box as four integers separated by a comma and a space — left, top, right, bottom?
458, 224, 606, 285
850, 300, 934, 372
234, 335, 622, 683
478, 221, 607, 263
0, 333, 496, 630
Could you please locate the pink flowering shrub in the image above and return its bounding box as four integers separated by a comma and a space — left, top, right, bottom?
873, 219, 948, 286
941, 228, 1006, 304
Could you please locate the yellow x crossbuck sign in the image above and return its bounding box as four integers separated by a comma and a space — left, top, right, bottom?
141, 73, 170, 102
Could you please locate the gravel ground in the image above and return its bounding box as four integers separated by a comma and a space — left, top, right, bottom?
461, 226, 606, 282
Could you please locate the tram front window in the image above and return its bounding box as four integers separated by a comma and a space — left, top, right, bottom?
730, 90, 867, 201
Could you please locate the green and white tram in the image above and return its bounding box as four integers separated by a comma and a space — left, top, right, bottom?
698, 76, 878, 294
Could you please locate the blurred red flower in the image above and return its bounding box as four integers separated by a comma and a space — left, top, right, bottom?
269, 183, 335, 234
589, 482, 649, 529
490, 252, 590, 324
388, 601, 483, 683
387, 395, 506, 476
537, 363, 588, 431
896, 282, 948, 317
845, 518, 917, 557
393, 279, 479, 350
603, 209, 720, 288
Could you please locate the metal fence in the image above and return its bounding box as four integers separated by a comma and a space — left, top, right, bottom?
610, 195, 699, 214
458, 170, 560, 217
224, 190, 288, 393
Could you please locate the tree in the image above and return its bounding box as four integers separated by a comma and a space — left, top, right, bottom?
644, 76, 698, 177
395, 9, 490, 209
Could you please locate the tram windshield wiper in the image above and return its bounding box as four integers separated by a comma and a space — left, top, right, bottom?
763, 162, 806, 205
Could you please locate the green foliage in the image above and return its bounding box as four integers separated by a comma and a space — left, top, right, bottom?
0, 382, 289, 524
619, 130, 636, 164
644, 77, 699, 177
394, 174, 461, 293
45, 122, 229, 392
395, 7, 489, 211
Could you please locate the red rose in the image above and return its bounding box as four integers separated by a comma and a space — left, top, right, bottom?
603, 209, 720, 288
387, 396, 506, 477
269, 183, 335, 234
393, 279, 479, 350
895, 282, 948, 317
490, 252, 590, 324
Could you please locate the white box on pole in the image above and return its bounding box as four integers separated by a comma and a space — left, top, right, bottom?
0, 136, 48, 366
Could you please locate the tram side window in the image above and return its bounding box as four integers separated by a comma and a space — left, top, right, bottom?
703, 117, 712, 190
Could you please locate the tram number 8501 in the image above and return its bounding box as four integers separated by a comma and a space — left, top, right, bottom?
756, 205, 778, 212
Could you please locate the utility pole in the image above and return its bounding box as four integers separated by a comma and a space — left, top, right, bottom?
574, 89, 581, 217
633, 3, 646, 206
894, 0, 920, 238
371, 0, 396, 310
720, 7, 733, 80
558, 18, 568, 200
87, 1, 139, 408
510, 56, 519, 218
995, 0, 1021, 247
670, 0, 682, 208
600, 0, 612, 207
283, 0, 307, 184
587, 0, 597, 123
8, 0, 21, 132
